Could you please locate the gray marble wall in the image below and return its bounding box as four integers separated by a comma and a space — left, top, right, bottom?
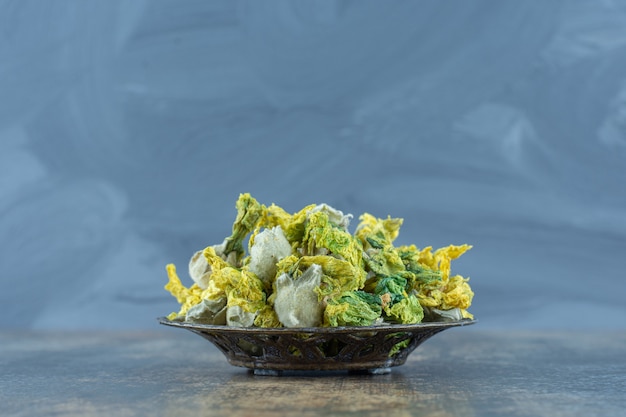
2, 1, 625, 330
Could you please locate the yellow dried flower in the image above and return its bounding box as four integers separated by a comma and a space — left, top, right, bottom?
164, 264, 203, 319
442, 275, 474, 310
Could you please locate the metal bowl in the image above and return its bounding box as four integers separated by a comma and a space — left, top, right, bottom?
158, 317, 476, 375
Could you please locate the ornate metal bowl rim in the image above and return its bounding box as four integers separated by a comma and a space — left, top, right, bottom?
157, 316, 476, 333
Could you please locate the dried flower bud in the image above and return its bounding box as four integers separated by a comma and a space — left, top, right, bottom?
274, 264, 323, 328
247, 226, 292, 286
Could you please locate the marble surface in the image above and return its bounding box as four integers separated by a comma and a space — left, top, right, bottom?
1, 1, 626, 331
1, 328, 625, 417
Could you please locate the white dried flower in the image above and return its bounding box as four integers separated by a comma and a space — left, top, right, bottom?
185, 298, 227, 325
274, 264, 324, 328
309, 203, 353, 231
188, 239, 238, 289
188, 250, 212, 289
247, 226, 292, 285
226, 305, 257, 327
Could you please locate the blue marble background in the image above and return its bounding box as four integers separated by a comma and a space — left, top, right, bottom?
2, 1, 625, 330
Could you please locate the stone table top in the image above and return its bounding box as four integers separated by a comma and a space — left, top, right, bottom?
1, 328, 624, 417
